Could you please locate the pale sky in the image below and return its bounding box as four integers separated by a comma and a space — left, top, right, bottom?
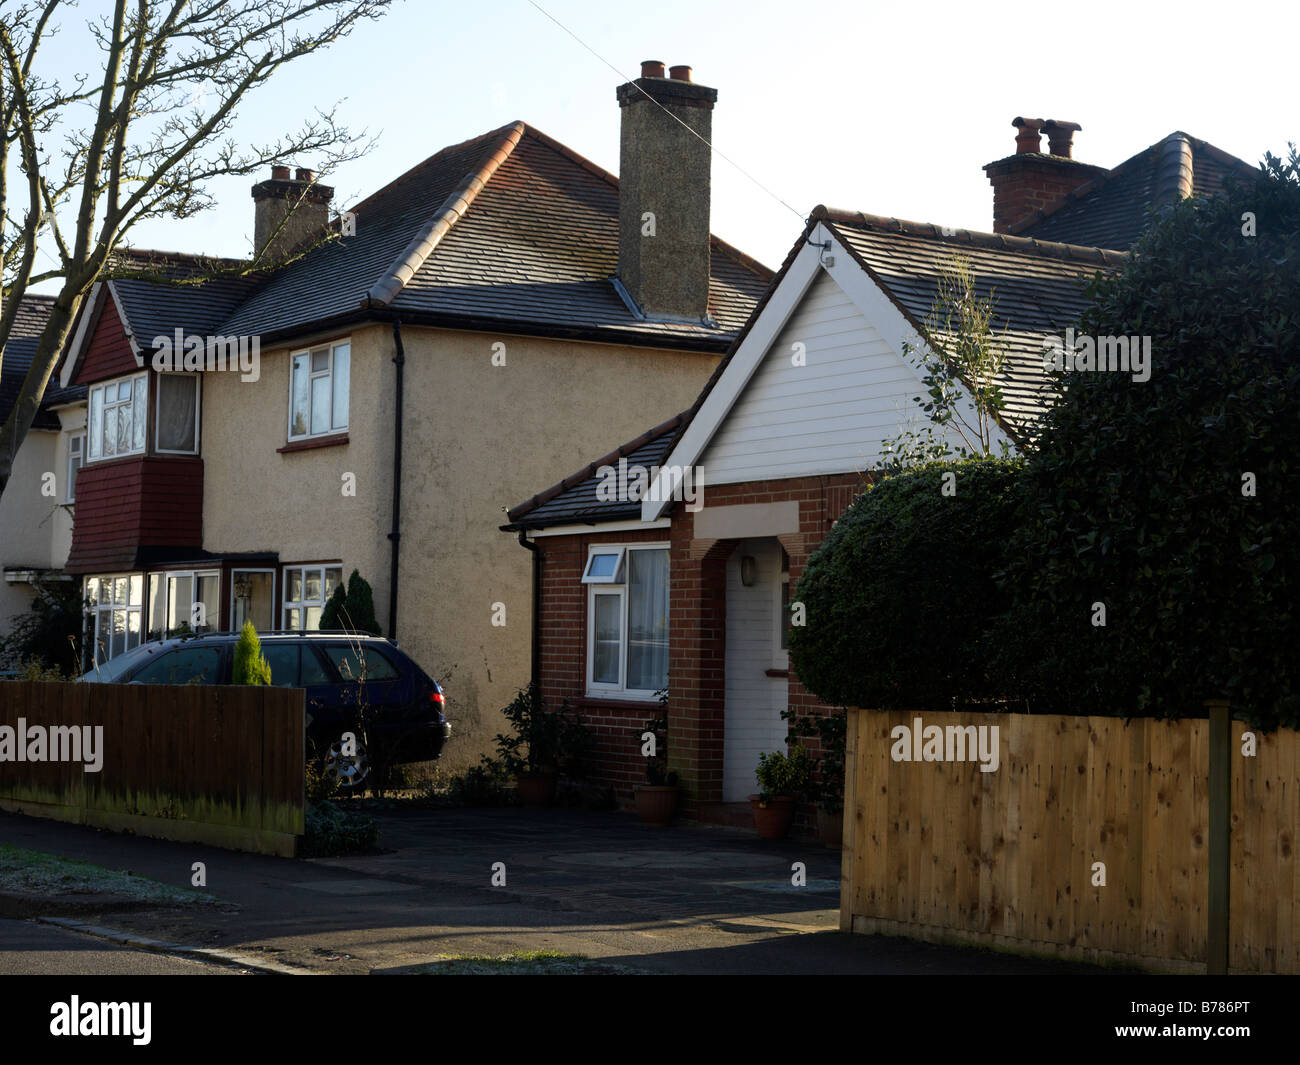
27, 0, 1299, 278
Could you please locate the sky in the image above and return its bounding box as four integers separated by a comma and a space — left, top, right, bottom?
23, 0, 1300, 279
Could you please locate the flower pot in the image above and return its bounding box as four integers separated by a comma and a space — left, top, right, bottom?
817, 806, 843, 849
516, 770, 557, 807
635, 785, 679, 827
749, 794, 796, 840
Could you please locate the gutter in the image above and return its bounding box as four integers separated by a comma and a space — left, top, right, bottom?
387, 319, 406, 639
517, 530, 540, 691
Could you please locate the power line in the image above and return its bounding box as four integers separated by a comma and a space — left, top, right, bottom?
526, 0, 806, 223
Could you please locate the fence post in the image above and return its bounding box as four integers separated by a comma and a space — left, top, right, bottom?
1206, 698, 1231, 975
839, 707, 859, 933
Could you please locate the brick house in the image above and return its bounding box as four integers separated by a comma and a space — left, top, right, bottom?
17, 61, 773, 769
502, 121, 1255, 830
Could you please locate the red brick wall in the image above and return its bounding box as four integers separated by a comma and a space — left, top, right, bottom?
75, 293, 141, 385
530, 471, 870, 830
65, 456, 204, 573
983, 155, 1107, 233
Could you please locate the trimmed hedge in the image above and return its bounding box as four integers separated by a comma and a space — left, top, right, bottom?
788, 458, 1023, 711
998, 149, 1300, 729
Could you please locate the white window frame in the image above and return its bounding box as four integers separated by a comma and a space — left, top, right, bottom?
584, 542, 669, 699
65, 433, 84, 502
288, 340, 350, 441
87, 373, 147, 462
154, 372, 202, 455
85, 573, 143, 664
582, 547, 625, 584
282, 563, 344, 630
147, 568, 221, 635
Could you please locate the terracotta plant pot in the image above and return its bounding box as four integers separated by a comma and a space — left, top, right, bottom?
749, 794, 796, 840
635, 785, 679, 827
817, 806, 843, 849
516, 770, 557, 807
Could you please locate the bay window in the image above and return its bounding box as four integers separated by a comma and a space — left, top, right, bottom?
87, 374, 147, 460
85, 574, 143, 664
584, 544, 669, 697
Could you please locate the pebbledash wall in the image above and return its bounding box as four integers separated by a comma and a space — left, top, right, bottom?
534, 471, 865, 826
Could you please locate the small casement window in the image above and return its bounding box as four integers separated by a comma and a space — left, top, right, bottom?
585, 545, 669, 697
582, 548, 625, 584
282, 564, 344, 631
87, 374, 147, 461
155, 373, 200, 453
289, 341, 350, 440
66, 434, 84, 501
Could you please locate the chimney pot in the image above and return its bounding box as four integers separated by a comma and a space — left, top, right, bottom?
669, 64, 692, 82
1012, 116, 1045, 154
1043, 119, 1082, 159
271, 165, 290, 180
641, 59, 666, 78
295, 167, 315, 183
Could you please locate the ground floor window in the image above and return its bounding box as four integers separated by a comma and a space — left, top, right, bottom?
282, 564, 343, 630
231, 569, 275, 632
145, 570, 220, 639
85, 574, 143, 664
584, 544, 669, 697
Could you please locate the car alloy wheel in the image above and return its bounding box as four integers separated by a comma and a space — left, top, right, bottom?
323, 737, 370, 787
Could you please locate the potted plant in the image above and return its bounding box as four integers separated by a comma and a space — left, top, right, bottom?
749, 745, 812, 840
783, 707, 847, 849
635, 709, 679, 827
493, 684, 588, 807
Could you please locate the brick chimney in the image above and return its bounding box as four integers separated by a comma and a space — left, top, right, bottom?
251, 165, 334, 263
983, 117, 1106, 233
616, 60, 716, 322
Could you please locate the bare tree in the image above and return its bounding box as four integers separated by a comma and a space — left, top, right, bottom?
0, 0, 392, 499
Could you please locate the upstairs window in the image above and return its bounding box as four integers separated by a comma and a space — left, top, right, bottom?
87, 374, 146, 461
66, 433, 84, 501
155, 374, 200, 454
289, 341, 349, 440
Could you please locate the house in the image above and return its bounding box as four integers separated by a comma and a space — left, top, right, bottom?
501, 120, 1255, 824
0, 294, 85, 660
23, 61, 772, 767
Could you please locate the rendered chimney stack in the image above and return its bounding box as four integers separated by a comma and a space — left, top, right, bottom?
616, 60, 716, 322
984, 116, 1106, 233
251, 164, 334, 263
1043, 119, 1082, 159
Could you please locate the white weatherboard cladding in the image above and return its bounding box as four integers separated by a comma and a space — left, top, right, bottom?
722, 539, 787, 803
701, 270, 942, 483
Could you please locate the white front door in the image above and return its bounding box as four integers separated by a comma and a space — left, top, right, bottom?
722, 538, 789, 802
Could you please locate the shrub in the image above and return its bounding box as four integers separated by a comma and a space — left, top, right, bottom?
492, 684, 591, 778
754, 746, 813, 804
0, 577, 83, 674
998, 149, 1300, 729
321, 569, 381, 635
783, 707, 846, 814
788, 457, 1024, 711
232, 620, 271, 685
299, 801, 380, 857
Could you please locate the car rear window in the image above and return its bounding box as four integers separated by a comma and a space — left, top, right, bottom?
321, 643, 399, 682
130, 646, 224, 685
261, 644, 301, 687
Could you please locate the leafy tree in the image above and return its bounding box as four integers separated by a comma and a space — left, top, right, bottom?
997, 149, 1300, 729
0, 0, 392, 501
232, 619, 270, 684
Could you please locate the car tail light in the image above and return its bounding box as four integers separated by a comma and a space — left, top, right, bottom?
429, 690, 445, 705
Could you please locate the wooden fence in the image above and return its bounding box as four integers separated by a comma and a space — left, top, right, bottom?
0, 681, 304, 857
840, 708, 1298, 973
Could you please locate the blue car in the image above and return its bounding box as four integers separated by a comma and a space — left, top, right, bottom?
81, 631, 450, 785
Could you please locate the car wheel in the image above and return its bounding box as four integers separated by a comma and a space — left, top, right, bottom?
323, 735, 370, 788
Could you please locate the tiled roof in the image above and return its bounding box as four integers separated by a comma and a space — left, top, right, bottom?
503, 412, 687, 529
820, 209, 1123, 434
221, 121, 772, 346
1, 294, 76, 430
1012, 133, 1255, 249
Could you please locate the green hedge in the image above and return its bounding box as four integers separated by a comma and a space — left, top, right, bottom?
788, 458, 1023, 711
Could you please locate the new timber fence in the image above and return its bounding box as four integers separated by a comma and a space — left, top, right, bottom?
840, 707, 1298, 973
0, 681, 305, 857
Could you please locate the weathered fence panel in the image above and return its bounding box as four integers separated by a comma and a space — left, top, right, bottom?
0, 681, 304, 857
841, 708, 1298, 973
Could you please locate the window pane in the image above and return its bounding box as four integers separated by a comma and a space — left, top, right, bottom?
291, 355, 309, 437
110, 610, 127, 658
325, 568, 343, 597
311, 350, 329, 373
132, 646, 222, 685
627, 549, 669, 691
157, 375, 197, 451
113, 577, 128, 605
322, 644, 398, 682
168, 575, 194, 632
128, 574, 142, 605
196, 574, 219, 632
331, 346, 349, 430
587, 553, 619, 579
304, 570, 322, 602
127, 610, 141, 650
285, 607, 301, 631
310, 376, 330, 435
116, 404, 131, 454
89, 393, 103, 458
232, 571, 273, 631
85, 577, 100, 606
305, 605, 322, 630
593, 594, 621, 684
146, 573, 166, 640
288, 570, 302, 602
132, 377, 146, 450
261, 645, 299, 687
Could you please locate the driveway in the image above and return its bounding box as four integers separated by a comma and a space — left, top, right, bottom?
0, 807, 1109, 975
